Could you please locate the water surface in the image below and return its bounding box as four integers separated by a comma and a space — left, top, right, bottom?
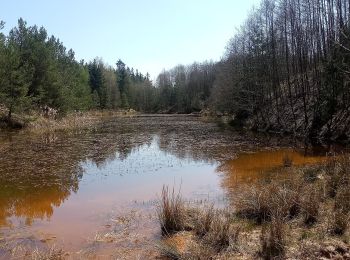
0, 115, 337, 257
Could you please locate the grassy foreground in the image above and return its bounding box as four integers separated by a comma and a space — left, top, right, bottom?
157, 155, 350, 259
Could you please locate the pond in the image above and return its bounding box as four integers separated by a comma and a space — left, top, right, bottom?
0, 115, 338, 258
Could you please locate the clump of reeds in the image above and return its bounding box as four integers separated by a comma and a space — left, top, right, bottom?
157, 192, 241, 258
322, 155, 350, 235
234, 185, 272, 223
204, 212, 240, 252
191, 205, 215, 237
331, 210, 349, 236
189, 207, 240, 253
260, 216, 287, 260
324, 155, 350, 198
300, 185, 322, 226
157, 186, 187, 236
157, 155, 350, 259
330, 185, 350, 235
234, 177, 303, 223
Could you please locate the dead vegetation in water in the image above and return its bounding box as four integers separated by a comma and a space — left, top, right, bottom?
157, 155, 350, 259
26, 110, 136, 133
25, 113, 98, 133
0, 242, 64, 260
0, 109, 138, 133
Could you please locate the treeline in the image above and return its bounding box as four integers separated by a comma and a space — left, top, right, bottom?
211, 0, 350, 139
152, 0, 350, 140
2, 0, 350, 140
0, 19, 155, 119
0, 19, 92, 118
87, 58, 154, 111
156, 62, 216, 113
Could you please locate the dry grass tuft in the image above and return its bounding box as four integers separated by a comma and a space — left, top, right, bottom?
26, 113, 97, 133
204, 212, 240, 252
324, 155, 350, 198
190, 205, 215, 238
331, 210, 349, 236
5, 244, 64, 260
260, 216, 287, 260
330, 185, 350, 236
157, 242, 182, 260
234, 176, 303, 223
300, 185, 322, 226
158, 186, 187, 236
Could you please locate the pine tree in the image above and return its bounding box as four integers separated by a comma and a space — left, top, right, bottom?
116, 59, 129, 108
0, 42, 32, 119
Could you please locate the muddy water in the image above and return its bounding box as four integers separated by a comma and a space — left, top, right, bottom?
0, 115, 338, 258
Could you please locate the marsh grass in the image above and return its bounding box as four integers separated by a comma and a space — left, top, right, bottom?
331, 210, 349, 236
300, 185, 322, 226
204, 212, 240, 252
3, 109, 137, 133
26, 112, 98, 133
157, 186, 187, 236
190, 205, 215, 237
324, 155, 350, 197
260, 216, 287, 260
234, 176, 303, 223
157, 155, 350, 259
331, 186, 350, 235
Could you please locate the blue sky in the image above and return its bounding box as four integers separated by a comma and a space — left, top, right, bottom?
1, 0, 260, 79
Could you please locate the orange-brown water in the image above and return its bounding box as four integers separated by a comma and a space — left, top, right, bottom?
0, 116, 344, 258
217, 148, 330, 189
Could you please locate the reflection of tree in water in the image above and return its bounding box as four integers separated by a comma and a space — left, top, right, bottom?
84, 128, 154, 167
0, 118, 169, 226
0, 132, 84, 227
